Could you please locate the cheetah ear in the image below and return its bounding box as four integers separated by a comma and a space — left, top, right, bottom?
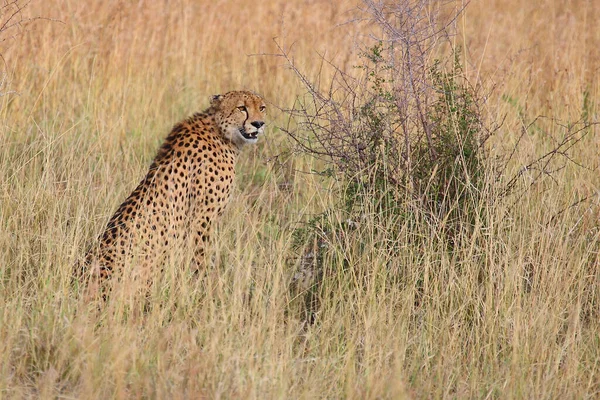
210, 94, 223, 106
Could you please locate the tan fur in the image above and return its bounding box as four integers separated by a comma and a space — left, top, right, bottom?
80, 90, 266, 286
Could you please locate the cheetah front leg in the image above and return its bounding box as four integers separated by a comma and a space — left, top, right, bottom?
191, 219, 213, 273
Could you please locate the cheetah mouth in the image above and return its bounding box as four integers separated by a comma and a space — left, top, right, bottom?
239, 128, 259, 141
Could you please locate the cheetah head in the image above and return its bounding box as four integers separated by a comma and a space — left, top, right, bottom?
211, 91, 266, 148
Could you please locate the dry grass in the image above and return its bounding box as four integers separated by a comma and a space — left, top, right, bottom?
0, 0, 599, 398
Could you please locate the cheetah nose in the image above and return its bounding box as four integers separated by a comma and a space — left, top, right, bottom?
251, 121, 265, 129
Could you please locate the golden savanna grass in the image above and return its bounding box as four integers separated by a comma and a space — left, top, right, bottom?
1, 0, 599, 398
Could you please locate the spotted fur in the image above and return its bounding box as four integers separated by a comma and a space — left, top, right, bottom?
80, 90, 266, 285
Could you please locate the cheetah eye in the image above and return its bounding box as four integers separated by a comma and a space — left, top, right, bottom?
259, 105, 266, 112
237, 105, 247, 113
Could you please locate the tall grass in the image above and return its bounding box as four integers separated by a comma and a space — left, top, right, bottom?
0, 0, 599, 398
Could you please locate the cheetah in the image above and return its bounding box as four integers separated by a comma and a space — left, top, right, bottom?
80, 90, 266, 287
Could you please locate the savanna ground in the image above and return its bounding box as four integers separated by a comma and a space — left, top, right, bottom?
1, 0, 600, 398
